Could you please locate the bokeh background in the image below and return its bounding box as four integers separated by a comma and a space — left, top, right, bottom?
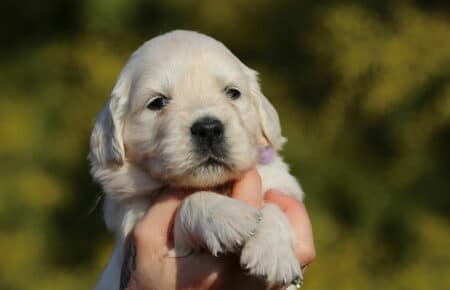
1, 0, 449, 289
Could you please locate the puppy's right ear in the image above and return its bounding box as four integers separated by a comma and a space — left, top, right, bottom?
89, 76, 130, 167
244, 67, 286, 150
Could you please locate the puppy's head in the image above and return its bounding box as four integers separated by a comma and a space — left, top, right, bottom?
90, 30, 285, 195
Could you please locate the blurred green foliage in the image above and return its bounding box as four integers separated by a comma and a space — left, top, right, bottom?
0, 1, 449, 289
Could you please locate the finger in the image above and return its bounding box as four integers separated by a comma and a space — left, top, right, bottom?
133, 191, 187, 252
265, 190, 316, 267
231, 168, 263, 208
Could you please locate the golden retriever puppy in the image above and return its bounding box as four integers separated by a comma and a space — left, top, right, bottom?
90, 30, 304, 290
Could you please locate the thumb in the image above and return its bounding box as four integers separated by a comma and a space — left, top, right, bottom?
133, 191, 186, 253
231, 168, 263, 208
265, 190, 315, 266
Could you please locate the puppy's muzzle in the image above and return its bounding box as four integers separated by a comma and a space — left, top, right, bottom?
190, 116, 226, 157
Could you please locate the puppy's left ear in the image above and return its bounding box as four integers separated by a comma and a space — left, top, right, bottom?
89, 74, 130, 167
246, 68, 286, 150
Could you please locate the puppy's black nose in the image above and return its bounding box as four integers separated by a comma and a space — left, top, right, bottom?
191, 117, 224, 146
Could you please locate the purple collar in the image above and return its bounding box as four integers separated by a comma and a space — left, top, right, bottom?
258, 147, 276, 164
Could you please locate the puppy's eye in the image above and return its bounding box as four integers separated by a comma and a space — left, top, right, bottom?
146, 95, 169, 111
224, 87, 241, 100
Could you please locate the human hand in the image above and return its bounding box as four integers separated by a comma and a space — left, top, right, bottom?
232, 169, 315, 274
123, 168, 315, 290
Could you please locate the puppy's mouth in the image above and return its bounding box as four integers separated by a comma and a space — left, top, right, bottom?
197, 155, 232, 171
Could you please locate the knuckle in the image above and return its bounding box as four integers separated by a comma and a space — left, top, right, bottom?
302, 248, 316, 265
133, 222, 149, 244
296, 245, 316, 266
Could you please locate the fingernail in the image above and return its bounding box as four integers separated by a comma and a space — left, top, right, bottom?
266, 189, 283, 196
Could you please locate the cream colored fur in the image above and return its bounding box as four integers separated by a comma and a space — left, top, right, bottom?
90, 30, 304, 290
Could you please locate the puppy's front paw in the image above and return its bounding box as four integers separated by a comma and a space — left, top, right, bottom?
202, 198, 262, 256
174, 192, 262, 256
240, 204, 302, 287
